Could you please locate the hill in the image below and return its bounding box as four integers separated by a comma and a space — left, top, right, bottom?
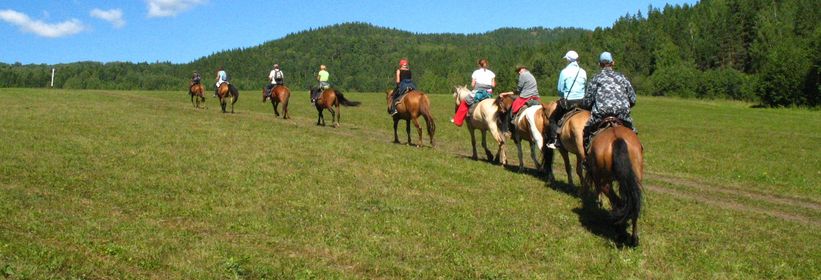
1, 0, 818, 107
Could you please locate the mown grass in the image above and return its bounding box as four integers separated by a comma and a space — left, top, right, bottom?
0, 88, 818, 279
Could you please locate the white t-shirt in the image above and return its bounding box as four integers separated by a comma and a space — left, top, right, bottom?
471, 68, 495, 86
268, 69, 282, 84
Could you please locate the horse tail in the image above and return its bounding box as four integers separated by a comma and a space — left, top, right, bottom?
229, 84, 239, 104
335, 90, 361, 107
612, 138, 642, 225
421, 95, 436, 140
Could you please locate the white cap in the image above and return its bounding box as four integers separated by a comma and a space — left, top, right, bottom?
564, 50, 579, 62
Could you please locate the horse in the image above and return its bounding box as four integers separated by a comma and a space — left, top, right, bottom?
585, 118, 644, 246
262, 85, 291, 119
452, 85, 507, 164
385, 89, 435, 147
216, 82, 239, 113
189, 83, 205, 109
509, 97, 551, 173
542, 101, 591, 185
311, 87, 360, 127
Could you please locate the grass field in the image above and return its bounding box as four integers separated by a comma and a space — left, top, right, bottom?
0, 88, 818, 279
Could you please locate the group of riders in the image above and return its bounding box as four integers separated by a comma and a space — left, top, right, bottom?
188, 50, 637, 149
449, 50, 637, 150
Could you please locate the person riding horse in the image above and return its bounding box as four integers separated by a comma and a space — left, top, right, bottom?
499, 66, 540, 136
191, 71, 201, 86
546, 50, 587, 149
266, 64, 284, 96
312, 64, 330, 103
388, 58, 416, 115
214, 66, 228, 97
582, 52, 638, 150
452, 58, 496, 126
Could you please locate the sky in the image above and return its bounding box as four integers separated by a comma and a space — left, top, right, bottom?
0, 0, 698, 65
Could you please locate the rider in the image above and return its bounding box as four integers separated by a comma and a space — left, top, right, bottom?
389, 58, 416, 115
312, 64, 330, 103
266, 64, 284, 95
191, 71, 201, 87
452, 59, 496, 126
214, 66, 228, 97
546, 50, 587, 149
499, 65, 540, 135
582, 51, 637, 149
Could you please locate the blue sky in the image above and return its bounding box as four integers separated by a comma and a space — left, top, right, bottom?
1, 0, 697, 64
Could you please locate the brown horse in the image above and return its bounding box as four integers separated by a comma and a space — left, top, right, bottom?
510, 99, 552, 173
262, 85, 291, 119
385, 89, 435, 147
585, 119, 644, 246
542, 101, 591, 185
217, 83, 239, 113
312, 87, 360, 127
189, 83, 205, 108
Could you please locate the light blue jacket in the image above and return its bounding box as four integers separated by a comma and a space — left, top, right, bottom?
557, 62, 587, 100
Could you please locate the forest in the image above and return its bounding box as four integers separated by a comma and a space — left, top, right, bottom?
1, 0, 817, 107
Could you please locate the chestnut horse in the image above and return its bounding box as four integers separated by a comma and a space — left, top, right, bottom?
452, 85, 507, 164
542, 101, 591, 185
585, 119, 644, 246
385, 89, 435, 147
262, 85, 291, 119
311, 87, 360, 127
509, 98, 551, 173
217, 83, 239, 113
189, 83, 205, 109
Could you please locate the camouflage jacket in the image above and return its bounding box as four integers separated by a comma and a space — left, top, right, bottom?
582, 68, 636, 124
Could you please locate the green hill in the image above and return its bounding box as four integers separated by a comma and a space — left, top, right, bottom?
1, 0, 818, 107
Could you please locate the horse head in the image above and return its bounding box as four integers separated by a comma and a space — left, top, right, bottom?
494, 94, 514, 113
453, 85, 471, 105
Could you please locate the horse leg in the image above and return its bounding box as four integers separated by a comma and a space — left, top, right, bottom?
423, 111, 435, 147
631, 217, 640, 246
389, 118, 399, 143
272, 100, 279, 117
560, 149, 573, 185
481, 130, 493, 161
191, 94, 195, 107
489, 122, 506, 165
317, 109, 323, 126
469, 127, 479, 160
515, 136, 525, 172
230, 96, 235, 113
283, 97, 290, 119
412, 117, 423, 147
405, 119, 412, 145
331, 106, 339, 128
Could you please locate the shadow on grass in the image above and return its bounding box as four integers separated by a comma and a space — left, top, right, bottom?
572, 202, 636, 249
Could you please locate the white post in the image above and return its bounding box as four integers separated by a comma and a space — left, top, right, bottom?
50, 68, 55, 87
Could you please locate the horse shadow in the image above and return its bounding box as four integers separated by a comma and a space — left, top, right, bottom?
572, 203, 636, 248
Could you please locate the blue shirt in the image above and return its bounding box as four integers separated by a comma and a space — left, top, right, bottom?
557, 62, 587, 100
218, 70, 227, 81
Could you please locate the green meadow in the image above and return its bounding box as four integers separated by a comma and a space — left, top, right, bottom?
0, 88, 818, 279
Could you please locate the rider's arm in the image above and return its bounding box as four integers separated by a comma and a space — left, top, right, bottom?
395, 69, 401, 85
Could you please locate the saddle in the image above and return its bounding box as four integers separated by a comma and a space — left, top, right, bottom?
558, 108, 585, 128
392, 88, 414, 107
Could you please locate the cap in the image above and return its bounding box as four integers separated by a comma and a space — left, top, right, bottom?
563, 50, 579, 62
599, 52, 613, 63
399, 59, 408, 66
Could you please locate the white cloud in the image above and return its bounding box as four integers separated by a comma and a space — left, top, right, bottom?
146, 0, 207, 18
90, 8, 125, 28
0, 9, 85, 38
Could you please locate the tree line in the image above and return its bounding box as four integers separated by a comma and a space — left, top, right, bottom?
1, 0, 817, 107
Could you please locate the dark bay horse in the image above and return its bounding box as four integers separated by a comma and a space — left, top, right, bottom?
585, 119, 644, 246
217, 83, 239, 113
262, 85, 291, 119
312, 87, 360, 127
189, 83, 205, 109
385, 89, 435, 147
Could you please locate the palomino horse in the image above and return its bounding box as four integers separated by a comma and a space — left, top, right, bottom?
385, 89, 435, 147
262, 85, 291, 119
216, 83, 239, 113
311, 87, 360, 127
452, 85, 507, 164
542, 101, 591, 185
189, 83, 205, 109
509, 97, 551, 173
585, 118, 644, 246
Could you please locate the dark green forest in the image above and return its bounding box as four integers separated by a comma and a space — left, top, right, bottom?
1, 0, 818, 107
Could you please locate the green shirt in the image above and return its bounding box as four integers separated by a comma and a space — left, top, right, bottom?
317, 70, 329, 82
